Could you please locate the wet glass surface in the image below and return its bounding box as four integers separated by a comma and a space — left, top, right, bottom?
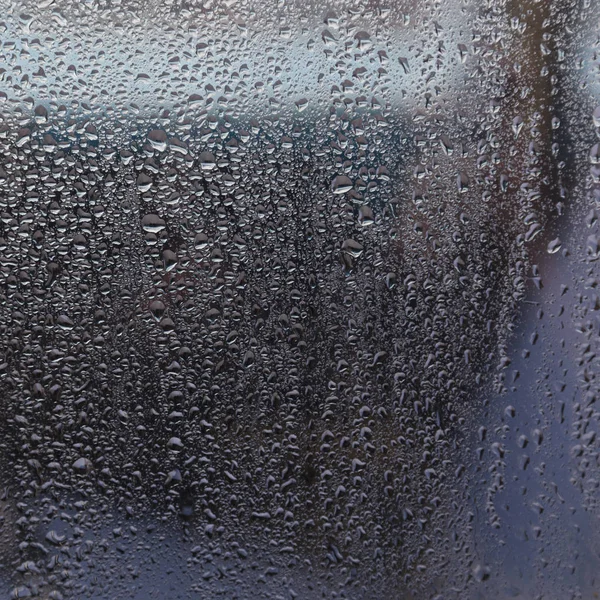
0, 0, 600, 598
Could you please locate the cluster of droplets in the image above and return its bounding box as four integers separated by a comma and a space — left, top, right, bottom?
0, 0, 595, 598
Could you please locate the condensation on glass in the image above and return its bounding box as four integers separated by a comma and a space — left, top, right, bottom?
0, 0, 599, 598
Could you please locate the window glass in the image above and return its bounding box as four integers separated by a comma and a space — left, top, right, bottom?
0, 1, 598, 598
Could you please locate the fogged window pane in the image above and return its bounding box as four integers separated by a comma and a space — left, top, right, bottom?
0, 0, 599, 598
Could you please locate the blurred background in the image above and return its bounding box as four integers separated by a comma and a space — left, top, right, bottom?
0, 0, 599, 598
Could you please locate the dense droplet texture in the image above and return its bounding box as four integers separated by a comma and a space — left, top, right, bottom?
0, 0, 598, 599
